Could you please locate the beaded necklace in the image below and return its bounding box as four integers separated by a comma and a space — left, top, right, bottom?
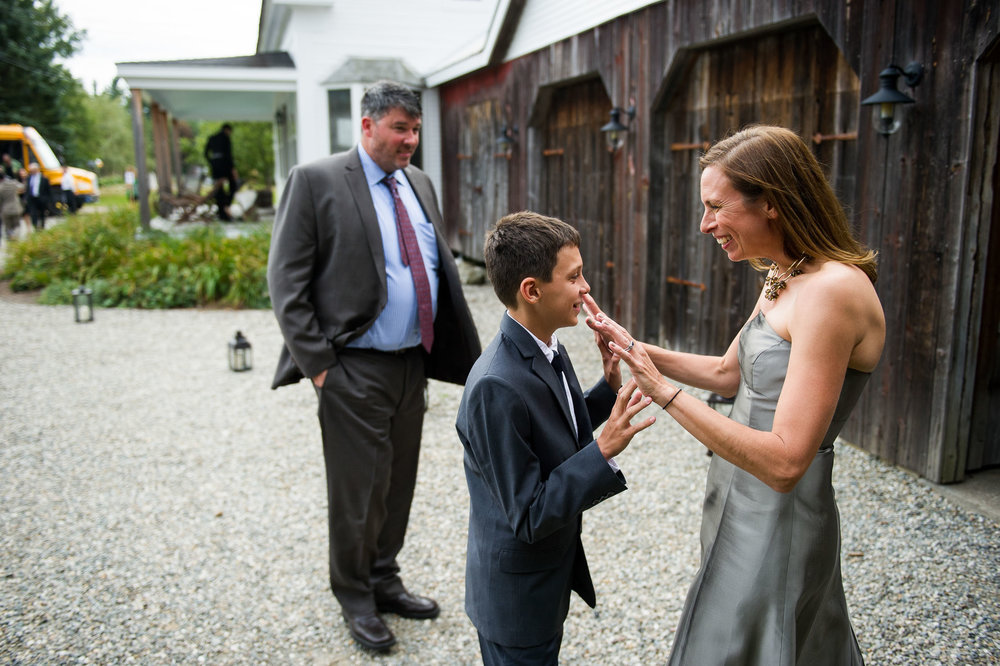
763, 255, 809, 301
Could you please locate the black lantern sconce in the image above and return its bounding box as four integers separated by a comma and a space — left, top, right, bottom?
496, 124, 518, 159
600, 105, 636, 152
860, 62, 924, 135
228, 330, 253, 372
72, 285, 94, 323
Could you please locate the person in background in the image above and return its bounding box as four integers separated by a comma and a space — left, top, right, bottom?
24, 163, 52, 230
60, 166, 77, 214
2, 153, 20, 180
0, 173, 24, 242
267, 80, 481, 652
123, 166, 137, 202
203, 123, 238, 221
587, 125, 882, 665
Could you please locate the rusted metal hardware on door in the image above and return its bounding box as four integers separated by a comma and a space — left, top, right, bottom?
812, 131, 858, 144
667, 276, 707, 291
670, 142, 711, 152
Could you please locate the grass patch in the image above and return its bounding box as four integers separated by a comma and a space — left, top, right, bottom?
1, 206, 271, 309
96, 182, 133, 209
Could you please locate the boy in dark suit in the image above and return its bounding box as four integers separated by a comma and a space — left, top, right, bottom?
456, 211, 656, 664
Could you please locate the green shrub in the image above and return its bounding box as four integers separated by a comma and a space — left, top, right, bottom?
2, 207, 136, 290
1, 207, 272, 309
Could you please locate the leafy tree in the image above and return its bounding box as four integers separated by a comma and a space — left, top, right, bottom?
58, 80, 92, 165
76, 94, 134, 177
0, 0, 85, 158
231, 122, 275, 188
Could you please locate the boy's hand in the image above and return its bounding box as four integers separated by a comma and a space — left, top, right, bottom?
594, 327, 622, 390
596, 378, 656, 459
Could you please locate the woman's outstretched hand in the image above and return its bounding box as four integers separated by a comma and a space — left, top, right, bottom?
589, 318, 622, 391
583, 294, 670, 405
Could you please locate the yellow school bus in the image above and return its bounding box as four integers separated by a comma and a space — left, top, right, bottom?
0, 124, 100, 211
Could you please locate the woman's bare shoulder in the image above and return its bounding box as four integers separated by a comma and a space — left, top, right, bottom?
799, 261, 885, 368
808, 261, 880, 304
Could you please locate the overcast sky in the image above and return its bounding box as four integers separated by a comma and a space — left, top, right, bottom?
55, 0, 262, 93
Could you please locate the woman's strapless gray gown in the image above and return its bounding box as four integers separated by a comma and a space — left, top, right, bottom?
668, 312, 867, 666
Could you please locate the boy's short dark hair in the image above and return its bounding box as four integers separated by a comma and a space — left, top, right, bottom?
484, 211, 581, 307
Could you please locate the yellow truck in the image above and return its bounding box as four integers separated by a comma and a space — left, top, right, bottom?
0, 124, 100, 212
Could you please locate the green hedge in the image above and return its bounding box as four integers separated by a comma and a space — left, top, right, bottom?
1, 207, 272, 309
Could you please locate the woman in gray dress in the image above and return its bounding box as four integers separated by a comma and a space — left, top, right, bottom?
586, 125, 884, 665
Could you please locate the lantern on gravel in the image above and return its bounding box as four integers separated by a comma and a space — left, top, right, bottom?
72, 285, 94, 323
228, 330, 253, 372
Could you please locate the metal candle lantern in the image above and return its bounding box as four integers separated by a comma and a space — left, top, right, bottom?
860, 62, 924, 135
72, 285, 94, 323
228, 330, 253, 372
600, 106, 636, 152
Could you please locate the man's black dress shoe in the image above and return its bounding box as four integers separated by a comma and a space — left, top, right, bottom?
343, 612, 396, 650
375, 591, 441, 619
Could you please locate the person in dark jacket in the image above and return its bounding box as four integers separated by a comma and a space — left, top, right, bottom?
24, 163, 52, 230
267, 81, 481, 652
203, 123, 238, 220
456, 211, 655, 664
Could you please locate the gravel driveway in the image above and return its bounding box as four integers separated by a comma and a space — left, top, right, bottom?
1, 283, 998, 664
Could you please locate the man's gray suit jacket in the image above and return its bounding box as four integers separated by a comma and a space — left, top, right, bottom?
267, 147, 480, 388
456, 314, 627, 647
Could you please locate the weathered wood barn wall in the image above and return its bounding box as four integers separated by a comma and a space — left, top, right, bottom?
438, 0, 1000, 484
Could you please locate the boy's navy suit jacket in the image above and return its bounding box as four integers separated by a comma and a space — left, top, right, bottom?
456, 313, 627, 647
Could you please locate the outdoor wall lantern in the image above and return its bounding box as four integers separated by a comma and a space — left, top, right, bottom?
496, 124, 518, 159
228, 330, 253, 372
72, 285, 94, 323
861, 62, 924, 135
600, 106, 636, 152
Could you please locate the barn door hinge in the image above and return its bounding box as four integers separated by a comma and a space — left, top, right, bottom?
670, 142, 711, 152
811, 132, 858, 145
667, 276, 707, 291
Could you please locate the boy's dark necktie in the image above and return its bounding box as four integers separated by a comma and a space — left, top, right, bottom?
551, 351, 587, 442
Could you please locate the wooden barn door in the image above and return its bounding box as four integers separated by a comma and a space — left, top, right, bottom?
966, 46, 1000, 472
648, 23, 859, 354
539, 78, 615, 306
969, 172, 1000, 469
456, 99, 509, 260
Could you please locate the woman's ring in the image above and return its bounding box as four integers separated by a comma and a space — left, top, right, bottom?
623, 340, 635, 353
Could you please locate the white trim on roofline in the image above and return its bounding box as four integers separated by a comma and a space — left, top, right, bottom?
424, 0, 663, 87
116, 65, 298, 93
423, 0, 513, 87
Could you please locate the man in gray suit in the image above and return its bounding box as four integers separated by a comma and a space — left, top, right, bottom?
267, 80, 480, 651
456, 211, 655, 664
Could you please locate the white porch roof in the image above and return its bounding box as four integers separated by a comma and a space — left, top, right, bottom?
116, 52, 297, 122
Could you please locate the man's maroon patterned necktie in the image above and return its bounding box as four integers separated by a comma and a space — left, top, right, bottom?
384, 175, 434, 353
